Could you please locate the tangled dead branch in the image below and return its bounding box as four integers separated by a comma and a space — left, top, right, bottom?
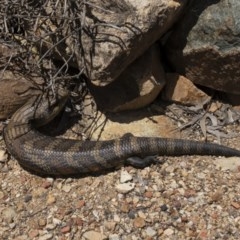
0, 0, 124, 92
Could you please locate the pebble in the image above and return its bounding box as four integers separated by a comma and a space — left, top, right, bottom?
0, 190, 5, 199
62, 185, 72, 193
52, 217, 62, 225
115, 183, 135, 193
2, 207, 17, 223
46, 194, 56, 205
120, 170, 133, 183
164, 228, 174, 236
109, 234, 120, 240
216, 157, 240, 171
61, 225, 71, 234
145, 227, 157, 237
104, 221, 116, 231
231, 202, 240, 209
120, 202, 129, 213
138, 211, 146, 219
0, 149, 7, 162
82, 230, 107, 240
144, 191, 153, 198
46, 223, 57, 230
38, 233, 53, 240
113, 214, 121, 222
128, 210, 136, 219
38, 218, 47, 227
24, 194, 32, 202
41, 180, 53, 189
28, 229, 39, 238
76, 200, 85, 209
133, 217, 145, 228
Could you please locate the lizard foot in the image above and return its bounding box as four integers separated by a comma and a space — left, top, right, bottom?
126, 155, 158, 169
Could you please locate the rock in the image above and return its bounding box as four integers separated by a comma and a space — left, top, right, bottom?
89, 44, 165, 111
165, 0, 240, 94
104, 221, 117, 231
38, 233, 53, 240
71, 0, 188, 84
38, 218, 47, 227
76, 200, 85, 209
146, 227, 157, 237
115, 183, 135, 194
62, 185, 72, 193
82, 230, 107, 240
144, 191, 153, 198
120, 170, 133, 183
163, 73, 210, 105
231, 202, 240, 209
28, 229, 39, 238
163, 228, 174, 236
109, 234, 120, 240
46, 194, 56, 205
120, 202, 130, 213
0, 191, 4, 200
61, 225, 71, 234
0, 150, 7, 163
216, 157, 240, 171
1, 207, 17, 223
133, 217, 145, 228
46, 223, 57, 230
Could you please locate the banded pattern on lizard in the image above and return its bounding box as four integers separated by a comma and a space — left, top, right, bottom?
3, 90, 240, 176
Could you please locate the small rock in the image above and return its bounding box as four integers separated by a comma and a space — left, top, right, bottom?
9, 222, 16, 229
138, 211, 146, 219
73, 217, 84, 226
46, 194, 56, 205
109, 234, 120, 240
115, 183, 135, 193
160, 204, 168, 212
52, 217, 62, 225
146, 227, 157, 237
28, 229, 39, 238
62, 185, 72, 193
104, 221, 116, 231
133, 217, 145, 228
46, 223, 57, 230
41, 180, 53, 189
24, 194, 32, 202
163, 228, 174, 236
163, 73, 210, 106
113, 214, 121, 222
231, 202, 240, 209
82, 230, 107, 240
76, 200, 85, 209
216, 157, 240, 171
2, 207, 17, 223
120, 170, 133, 183
38, 218, 47, 227
144, 191, 153, 198
128, 210, 136, 219
0, 190, 5, 200
61, 225, 71, 234
120, 202, 130, 213
210, 189, 223, 202
38, 233, 53, 240
0, 150, 7, 162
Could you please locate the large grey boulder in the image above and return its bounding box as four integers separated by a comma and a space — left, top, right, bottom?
165, 0, 240, 94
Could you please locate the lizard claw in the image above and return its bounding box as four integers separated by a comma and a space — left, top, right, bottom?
126, 155, 158, 168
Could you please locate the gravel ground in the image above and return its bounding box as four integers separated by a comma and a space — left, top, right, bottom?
0, 114, 240, 240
